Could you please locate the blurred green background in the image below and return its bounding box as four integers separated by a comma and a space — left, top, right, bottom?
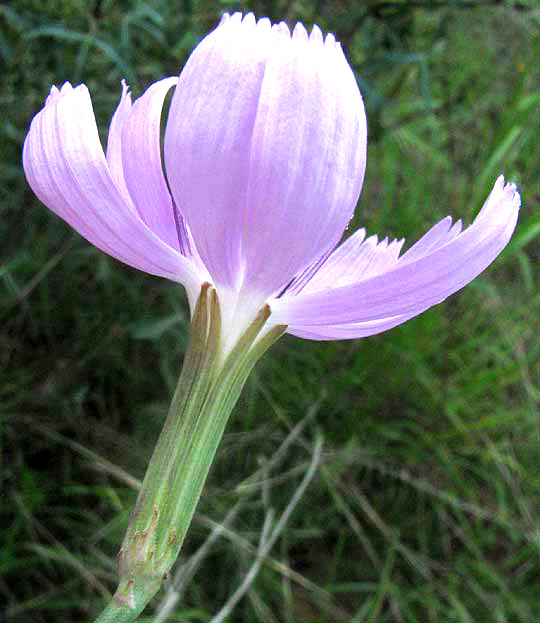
2, 0, 540, 621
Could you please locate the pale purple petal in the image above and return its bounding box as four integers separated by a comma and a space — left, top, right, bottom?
241, 21, 367, 295
23, 83, 202, 292
121, 77, 184, 252
284, 244, 337, 297
44, 85, 61, 106
287, 313, 417, 340
106, 79, 133, 205
398, 216, 461, 264
165, 13, 271, 290
165, 13, 367, 297
107, 79, 203, 265
271, 177, 520, 335
297, 232, 405, 295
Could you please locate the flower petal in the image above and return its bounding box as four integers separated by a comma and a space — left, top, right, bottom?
271, 177, 520, 334
23, 83, 202, 292
241, 22, 367, 295
105, 79, 133, 205
165, 13, 367, 297
298, 232, 405, 295
121, 77, 187, 252
165, 13, 272, 290
287, 313, 417, 340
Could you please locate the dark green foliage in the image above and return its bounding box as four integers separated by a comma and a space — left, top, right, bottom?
2, 1, 540, 622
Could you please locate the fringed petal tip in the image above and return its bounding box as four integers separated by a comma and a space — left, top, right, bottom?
490, 175, 521, 212
271, 175, 520, 340
45, 85, 61, 106
292, 22, 308, 40
120, 78, 131, 97
43, 82, 74, 107
310, 24, 323, 42
219, 11, 337, 48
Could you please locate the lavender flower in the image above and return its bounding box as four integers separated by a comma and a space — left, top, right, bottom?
23, 13, 519, 349
22, 13, 521, 621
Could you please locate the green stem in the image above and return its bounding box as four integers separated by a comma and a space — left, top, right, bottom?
94, 580, 160, 623
92, 285, 285, 623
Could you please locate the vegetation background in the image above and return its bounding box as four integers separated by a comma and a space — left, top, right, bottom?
2, 0, 540, 621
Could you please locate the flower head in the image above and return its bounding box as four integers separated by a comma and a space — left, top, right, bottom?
23, 12, 520, 350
